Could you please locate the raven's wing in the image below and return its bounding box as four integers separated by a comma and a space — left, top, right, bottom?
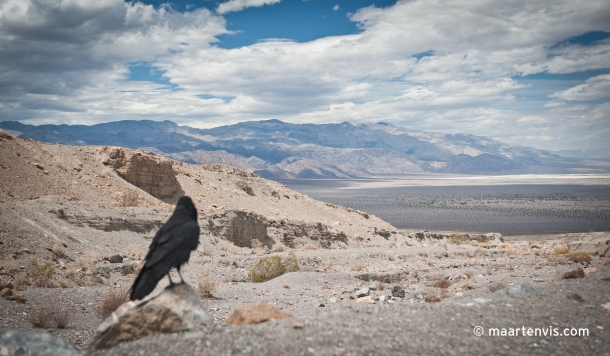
145, 219, 200, 267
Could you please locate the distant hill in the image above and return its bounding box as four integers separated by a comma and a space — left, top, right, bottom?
2, 119, 608, 178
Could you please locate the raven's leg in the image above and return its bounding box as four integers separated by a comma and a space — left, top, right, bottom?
177, 266, 185, 284
168, 273, 175, 285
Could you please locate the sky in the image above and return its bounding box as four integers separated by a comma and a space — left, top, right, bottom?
0, 0, 609, 151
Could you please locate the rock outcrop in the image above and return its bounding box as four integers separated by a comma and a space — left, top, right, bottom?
88, 284, 213, 350
208, 210, 268, 248
0, 330, 82, 356
102, 148, 180, 199
226, 301, 290, 326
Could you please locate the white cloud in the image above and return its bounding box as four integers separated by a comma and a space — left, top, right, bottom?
333, 4, 339, 11
216, 0, 281, 14
550, 73, 610, 101
1, 0, 610, 151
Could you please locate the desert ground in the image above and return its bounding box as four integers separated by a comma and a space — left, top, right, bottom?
1, 132, 609, 355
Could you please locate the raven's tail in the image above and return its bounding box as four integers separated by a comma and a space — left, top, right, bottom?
130, 264, 170, 301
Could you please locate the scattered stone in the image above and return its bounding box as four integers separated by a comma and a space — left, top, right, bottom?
508, 282, 536, 297
226, 301, 290, 326
567, 293, 585, 302
562, 269, 585, 279
106, 255, 123, 263
0, 330, 82, 356
292, 322, 304, 329
318, 303, 325, 307
357, 296, 373, 303
368, 284, 377, 291
391, 286, 405, 298
329, 297, 337, 303
356, 288, 369, 298
88, 284, 213, 350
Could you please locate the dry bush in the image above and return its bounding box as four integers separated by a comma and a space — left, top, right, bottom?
354, 235, 364, 242
565, 251, 591, 264
497, 243, 510, 249
349, 263, 367, 272
217, 240, 243, 255
552, 246, 570, 255
376, 280, 385, 291
546, 254, 566, 264
125, 244, 146, 260
98, 286, 130, 319
52, 306, 71, 329
67, 251, 102, 286
1, 259, 19, 273
425, 289, 449, 303
271, 242, 286, 253
386, 254, 395, 261
51, 243, 67, 257
474, 234, 490, 243
435, 279, 452, 289
248, 253, 300, 283
464, 270, 474, 278
117, 189, 140, 207
449, 233, 470, 245
303, 243, 318, 250
28, 259, 55, 288
196, 268, 219, 298
336, 242, 348, 249
427, 274, 444, 281
54, 159, 68, 171
66, 231, 77, 240
320, 259, 340, 272
434, 253, 444, 259
602, 258, 610, 266
508, 249, 523, 256
251, 239, 269, 255
488, 282, 506, 293
479, 243, 490, 249
28, 308, 53, 328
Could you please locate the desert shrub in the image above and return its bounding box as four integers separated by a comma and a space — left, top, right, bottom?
552, 246, 570, 255
251, 239, 269, 255
51, 243, 67, 257
376, 280, 385, 291
98, 286, 129, 319
52, 307, 71, 329
217, 240, 243, 255
464, 270, 474, 278
488, 282, 506, 293
497, 243, 510, 249
320, 259, 339, 272
354, 235, 363, 242
425, 289, 449, 303
427, 274, 444, 281
125, 244, 146, 260
117, 189, 140, 207
271, 242, 286, 252
1, 259, 19, 273
28, 259, 55, 287
303, 243, 318, 250
546, 254, 566, 264
196, 268, 219, 298
349, 263, 367, 272
54, 159, 68, 171
248, 253, 300, 283
28, 308, 52, 328
602, 258, 610, 266
479, 243, 490, 249
449, 233, 470, 245
67, 251, 102, 286
565, 251, 591, 264
435, 279, 452, 289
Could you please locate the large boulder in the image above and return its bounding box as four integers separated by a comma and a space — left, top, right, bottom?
0, 330, 82, 356
208, 210, 268, 247
102, 148, 180, 199
88, 284, 213, 350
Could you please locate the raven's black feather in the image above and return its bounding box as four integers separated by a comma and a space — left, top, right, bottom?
130, 196, 200, 300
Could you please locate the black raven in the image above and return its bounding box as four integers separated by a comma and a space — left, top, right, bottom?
130, 196, 200, 300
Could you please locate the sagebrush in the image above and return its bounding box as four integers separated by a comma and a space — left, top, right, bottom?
248, 252, 300, 283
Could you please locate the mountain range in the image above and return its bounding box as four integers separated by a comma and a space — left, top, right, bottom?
1, 119, 607, 178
